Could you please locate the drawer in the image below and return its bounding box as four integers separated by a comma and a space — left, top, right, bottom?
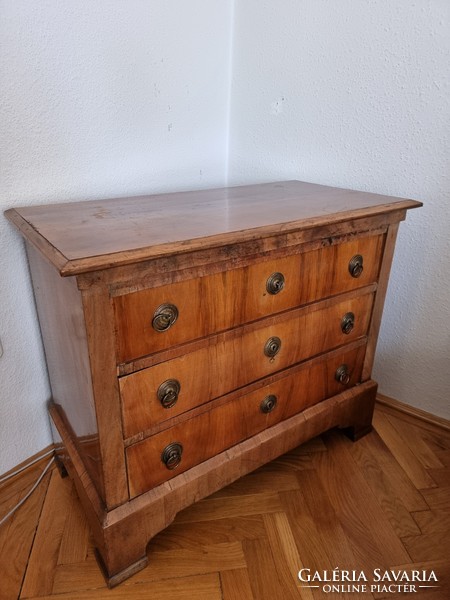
120, 292, 374, 438
126, 344, 366, 497
114, 234, 383, 363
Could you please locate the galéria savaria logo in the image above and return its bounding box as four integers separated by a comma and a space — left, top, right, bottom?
297, 568, 440, 594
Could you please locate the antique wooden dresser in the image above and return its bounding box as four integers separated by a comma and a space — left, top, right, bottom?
5, 181, 421, 585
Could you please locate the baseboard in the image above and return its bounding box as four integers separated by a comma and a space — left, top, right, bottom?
0, 444, 55, 492
376, 393, 450, 432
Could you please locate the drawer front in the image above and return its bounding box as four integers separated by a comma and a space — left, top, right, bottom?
114, 235, 383, 363
120, 292, 373, 438
126, 344, 366, 497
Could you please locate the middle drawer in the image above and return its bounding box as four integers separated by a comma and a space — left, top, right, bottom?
120, 292, 374, 438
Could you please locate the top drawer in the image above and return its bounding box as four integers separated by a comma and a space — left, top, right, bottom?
113, 234, 383, 363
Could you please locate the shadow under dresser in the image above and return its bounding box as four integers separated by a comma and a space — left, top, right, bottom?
5, 180, 421, 586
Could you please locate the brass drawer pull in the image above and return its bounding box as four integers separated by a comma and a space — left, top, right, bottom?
266, 272, 285, 295
152, 303, 178, 332
349, 254, 364, 278
264, 336, 281, 358
161, 442, 183, 470
260, 394, 277, 414
335, 364, 351, 385
157, 379, 181, 409
341, 312, 355, 335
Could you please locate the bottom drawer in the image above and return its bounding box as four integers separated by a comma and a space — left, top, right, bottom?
126, 344, 366, 498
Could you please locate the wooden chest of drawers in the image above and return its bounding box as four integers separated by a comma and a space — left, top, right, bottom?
5, 180, 421, 586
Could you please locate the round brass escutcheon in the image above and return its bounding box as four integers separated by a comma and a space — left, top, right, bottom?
349, 254, 364, 278
161, 442, 183, 470
157, 379, 181, 409
152, 303, 178, 332
264, 336, 281, 358
341, 312, 355, 335
266, 272, 285, 295
335, 364, 351, 385
260, 394, 278, 414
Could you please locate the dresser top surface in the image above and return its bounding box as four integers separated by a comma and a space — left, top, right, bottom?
6, 180, 421, 276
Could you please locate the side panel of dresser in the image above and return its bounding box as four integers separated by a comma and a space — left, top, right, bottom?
26, 243, 128, 509
26, 243, 104, 499
362, 223, 399, 380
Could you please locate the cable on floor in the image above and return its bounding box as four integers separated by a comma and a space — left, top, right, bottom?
0, 457, 55, 527
0, 448, 55, 484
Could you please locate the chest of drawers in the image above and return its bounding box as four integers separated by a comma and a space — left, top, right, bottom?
5, 180, 421, 586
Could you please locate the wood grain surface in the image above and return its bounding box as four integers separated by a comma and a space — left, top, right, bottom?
25, 244, 104, 498
114, 234, 383, 362
119, 293, 373, 437
125, 345, 366, 496
5, 180, 421, 275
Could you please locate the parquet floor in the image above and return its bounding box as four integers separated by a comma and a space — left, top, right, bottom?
1, 403, 449, 600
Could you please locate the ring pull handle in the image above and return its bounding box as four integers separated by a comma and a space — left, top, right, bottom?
264, 336, 282, 358
260, 394, 278, 414
161, 442, 183, 470
349, 255, 364, 278
335, 364, 351, 385
157, 379, 181, 409
341, 312, 355, 335
152, 303, 178, 332
266, 272, 285, 295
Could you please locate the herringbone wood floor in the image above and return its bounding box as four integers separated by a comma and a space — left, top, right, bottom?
1, 403, 449, 600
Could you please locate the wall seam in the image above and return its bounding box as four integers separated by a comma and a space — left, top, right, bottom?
224, 0, 236, 185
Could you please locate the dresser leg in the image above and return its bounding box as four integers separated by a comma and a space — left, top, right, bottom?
341, 380, 378, 441
95, 548, 149, 588
344, 423, 373, 442
54, 454, 69, 478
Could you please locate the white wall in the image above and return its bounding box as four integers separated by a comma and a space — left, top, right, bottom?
0, 0, 233, 474
228, 0, 450, 419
